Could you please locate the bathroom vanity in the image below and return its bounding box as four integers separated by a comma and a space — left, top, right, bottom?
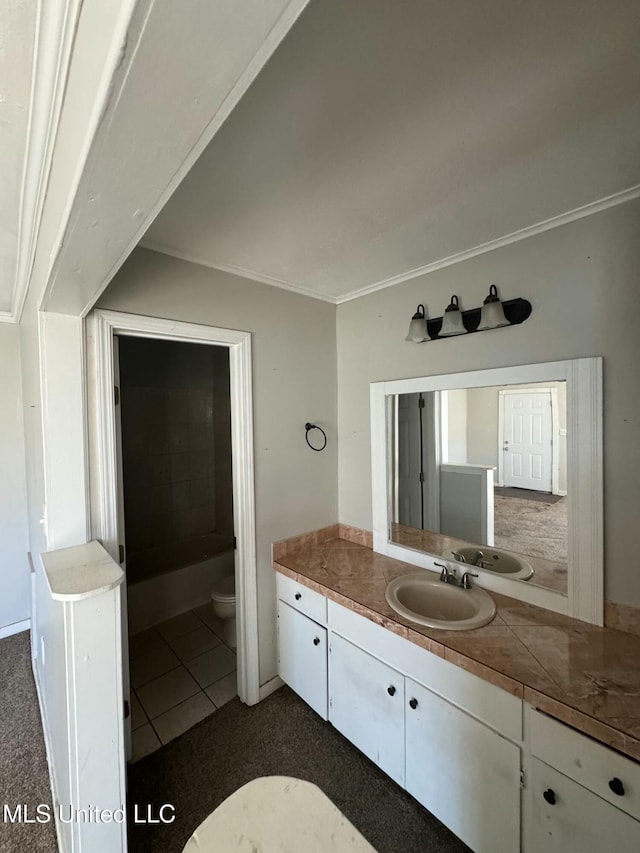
273, 530, 640, 853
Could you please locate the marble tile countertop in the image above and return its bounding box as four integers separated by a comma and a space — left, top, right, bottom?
273, 528, 640, 762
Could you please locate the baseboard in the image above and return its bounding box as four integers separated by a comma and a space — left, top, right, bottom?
32, 659, 67, 853
0, 618, 30, 640
259, 675, 284, 701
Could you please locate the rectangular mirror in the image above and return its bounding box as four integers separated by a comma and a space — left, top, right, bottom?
389, 381, 568, 594
371, 359, 603, 623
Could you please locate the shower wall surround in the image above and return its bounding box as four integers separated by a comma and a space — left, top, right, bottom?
119, 337, 233, 583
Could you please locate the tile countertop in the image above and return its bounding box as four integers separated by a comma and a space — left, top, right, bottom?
273, 535, 640, 763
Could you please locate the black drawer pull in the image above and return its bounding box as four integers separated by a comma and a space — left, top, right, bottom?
543, 789, 556, 806
295, 592, 302, 600
609, 777, 625, 796
387, 685, 396, 696
409, 698, 418, 710
313, 637, 320, 646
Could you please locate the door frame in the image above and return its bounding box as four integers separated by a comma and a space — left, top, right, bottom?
91, 309, 260, 706
497, 387, 561, 494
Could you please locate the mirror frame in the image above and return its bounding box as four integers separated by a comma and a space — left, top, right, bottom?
370, 358, 603, 625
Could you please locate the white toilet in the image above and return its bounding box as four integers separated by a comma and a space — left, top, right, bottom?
210, 574, 236, 649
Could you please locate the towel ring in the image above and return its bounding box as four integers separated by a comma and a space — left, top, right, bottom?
305, 422, 327, 452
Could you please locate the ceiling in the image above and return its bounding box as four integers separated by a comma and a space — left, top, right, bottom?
144, 0, 640, 303
0, 0, 36, 315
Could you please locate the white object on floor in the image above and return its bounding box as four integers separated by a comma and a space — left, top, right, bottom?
182, 776, 376, 852
210, 574, 236, 648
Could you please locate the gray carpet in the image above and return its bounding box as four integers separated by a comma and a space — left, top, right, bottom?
127, 686, 469, 853
0, 632, 57, 853
494, 494, 568, 563
494, 487, 563, 505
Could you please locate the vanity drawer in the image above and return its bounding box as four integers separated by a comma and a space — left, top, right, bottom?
276, 572, 327, 625
530, 708, 640, 821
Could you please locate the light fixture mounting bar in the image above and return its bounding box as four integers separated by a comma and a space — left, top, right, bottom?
423, 297, 532, 342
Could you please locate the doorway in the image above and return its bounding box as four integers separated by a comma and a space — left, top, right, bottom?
117, 336, 238, 760
91, 310, 259, 764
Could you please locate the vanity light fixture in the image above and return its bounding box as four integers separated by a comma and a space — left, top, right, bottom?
438, 295, 467, 337
404, 288, 532, 343
477, 284, 509, 331
405, 304, 428, 342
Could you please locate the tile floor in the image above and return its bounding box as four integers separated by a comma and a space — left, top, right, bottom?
129, 604, 237, 762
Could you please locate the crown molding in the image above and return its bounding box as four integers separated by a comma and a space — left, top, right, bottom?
139, 241, 339, 304
335, 184, 640, 304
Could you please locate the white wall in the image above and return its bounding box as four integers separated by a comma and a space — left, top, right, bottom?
337, 198, 640, 607
443, 389, 468, 464
0, 324, 30, 630
18, 281, 96, 853
96, 248, 338, 683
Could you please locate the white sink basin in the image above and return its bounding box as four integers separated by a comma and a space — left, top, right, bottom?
444, 547, 534, 581
385, 572, 496, 631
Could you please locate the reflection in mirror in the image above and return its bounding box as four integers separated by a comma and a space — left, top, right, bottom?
389, 381, 568, 594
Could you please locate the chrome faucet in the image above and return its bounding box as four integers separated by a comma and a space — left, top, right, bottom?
435, 561, 457, 585
461, 571, 479, 590
435, 561, 478, 590
451, 551, 467, 564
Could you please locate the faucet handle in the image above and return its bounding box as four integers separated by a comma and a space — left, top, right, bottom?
434, 561, 451, 583
461, 571, 479, 589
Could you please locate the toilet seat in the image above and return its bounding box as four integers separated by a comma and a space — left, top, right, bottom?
211, 574, 235, 603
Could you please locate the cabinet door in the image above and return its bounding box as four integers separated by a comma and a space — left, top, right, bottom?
277, 601, 327, 719
528, 758, 640, 853
405, 678, 520, 853
329, 633, 405, 786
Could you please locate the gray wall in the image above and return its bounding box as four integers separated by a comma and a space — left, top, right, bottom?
336, 198, 640, 607
97, 248, 338, 684
0, 323, 30, 629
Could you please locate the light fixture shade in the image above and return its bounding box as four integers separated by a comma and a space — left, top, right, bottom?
477, 284, 510, 331
405, 304, 428, 342
438, 295, 467, 337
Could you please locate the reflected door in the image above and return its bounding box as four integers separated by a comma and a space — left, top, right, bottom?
502, 391, 552, 491
396, 393, 423, 528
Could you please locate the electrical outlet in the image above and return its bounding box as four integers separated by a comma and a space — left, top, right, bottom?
40, 635, 45, 666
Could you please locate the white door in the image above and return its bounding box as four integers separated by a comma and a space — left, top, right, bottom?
502, 390, 553, 491
528, 759, 640, 853
277, 602, 328, 719
405, 678, 521, 853
329, 633, 405, 786
113, 337, 132, 760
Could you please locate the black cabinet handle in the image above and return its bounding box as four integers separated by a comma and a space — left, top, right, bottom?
295, 592, 302, 600
609, 777, 625, 796
409, 698, 418, 710
543, 789, 556, 806
387, 685, 396, 696
313, 637, 320, 646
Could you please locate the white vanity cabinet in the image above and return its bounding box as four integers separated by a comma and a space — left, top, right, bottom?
524, 707, 640, 852
528, 758, 640, 853
274, 573, 640, 852
276, 574, 328, 719
405, 678, 521, 853
327, 599, 523, 853
329, 633, 405, 785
